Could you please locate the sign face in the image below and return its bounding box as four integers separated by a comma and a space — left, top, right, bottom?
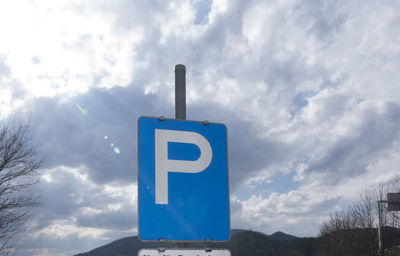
387, 193, 400, 211
138, 117, 230, 241
138, 249, 231, 256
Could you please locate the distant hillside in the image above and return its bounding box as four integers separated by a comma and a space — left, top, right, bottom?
270, 231, 299, 240
74, 229, 317, 256
223, 230, 315, 256
74, 227, 400, 256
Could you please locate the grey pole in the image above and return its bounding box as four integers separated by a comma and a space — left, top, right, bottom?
378, 200, 384, 255
174, 65, 188, 249
175, 64, 186, 120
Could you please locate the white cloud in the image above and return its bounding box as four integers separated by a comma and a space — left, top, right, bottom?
32, 221, 108, 240
16, 165, 138, 255
231, 188, 341, 236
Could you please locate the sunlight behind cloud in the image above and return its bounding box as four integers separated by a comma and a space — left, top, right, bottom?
0, 0, 141, 104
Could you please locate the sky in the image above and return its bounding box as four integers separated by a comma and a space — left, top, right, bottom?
1, 0, 400, 255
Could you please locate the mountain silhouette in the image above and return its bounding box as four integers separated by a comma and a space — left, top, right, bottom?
269, 231, 299, 240
74, 229, 317, 256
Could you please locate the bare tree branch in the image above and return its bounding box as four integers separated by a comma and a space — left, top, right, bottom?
317, 181, 400, 256
0, 120, 42, 254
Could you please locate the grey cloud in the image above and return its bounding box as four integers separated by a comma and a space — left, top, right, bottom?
306, 101, 400, 184
187, 100, 290, 190
76, 206, 137, 230
29, 170, 104, 230
29, 166, 137, 234
37, 170, 88, 218
19, 79, 289, 190
22, 85, 164, 184
301, 0, 348, 42
193, 0, 212, 25
15, 232, 106, 256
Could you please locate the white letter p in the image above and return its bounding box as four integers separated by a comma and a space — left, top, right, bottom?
155, 129, 212, 204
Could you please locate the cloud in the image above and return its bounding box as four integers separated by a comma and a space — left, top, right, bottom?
15, 165, 138, 256
231, 189, 342, 236
18, 86, 160, 184
15, 77, 294, 189
0, 55, 10, 77
298, 98, 400, 186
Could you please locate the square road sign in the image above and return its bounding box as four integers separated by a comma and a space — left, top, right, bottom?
138, 117, 230, 241
387, 193, 400, 211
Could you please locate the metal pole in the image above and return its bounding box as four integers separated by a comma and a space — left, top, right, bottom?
378, 200, 384, 255
175, 64, 186, 120
174, 64, 187, 249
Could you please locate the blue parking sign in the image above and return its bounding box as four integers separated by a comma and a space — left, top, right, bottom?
138, 117, 230, 241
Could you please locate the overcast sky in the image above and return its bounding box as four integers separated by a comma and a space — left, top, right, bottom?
1, 0, 400, 255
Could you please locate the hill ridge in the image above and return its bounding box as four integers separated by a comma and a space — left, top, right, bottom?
74, 229, 317, 256
270, 231, 299, 240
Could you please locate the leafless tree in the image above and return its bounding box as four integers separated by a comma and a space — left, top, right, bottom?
317, 183, 400, 256
0, 120, 41, 254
